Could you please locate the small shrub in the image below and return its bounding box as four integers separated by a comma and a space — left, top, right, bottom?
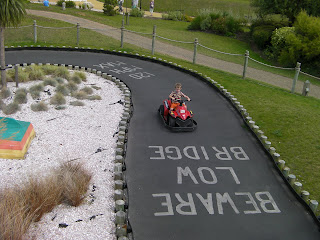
70, 75, 82, 84
50, 93, 66, 105
130, 7, 144, 17
0, 87, 11, 99
56, 0, 76, 8
80, 2, 93, 10
81, 86, 93, 95
3, 102, 20, 115
56, 162, 92, 207
29, 83, 44, 93
41, 65, 59, 75
31, 101, 48, 112
56, 84, 70, 96
53, 67, 70, 80
91, 85, 101, 90
73, 71, 87, 81
71, 91, 88, 100
70, 100, 85, 106
14, 91, 28, 104
87, 95, 102, 100
43, 78, 58, 87
162, 11, 184, 21
66, 81, 78, 92
252, 25, 276, 49
25, 66, 45, 80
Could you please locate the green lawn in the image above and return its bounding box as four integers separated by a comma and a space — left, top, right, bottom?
25, 3, 320, 86
4, 7, 320, 215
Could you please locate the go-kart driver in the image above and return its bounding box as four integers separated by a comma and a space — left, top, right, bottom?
169, 83, 191, 114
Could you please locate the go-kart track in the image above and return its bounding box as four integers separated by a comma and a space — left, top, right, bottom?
6, 49, 320, 240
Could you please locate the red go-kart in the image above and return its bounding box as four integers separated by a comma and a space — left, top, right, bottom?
158, 98, 197, 131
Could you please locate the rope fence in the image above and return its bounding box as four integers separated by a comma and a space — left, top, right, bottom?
6, 19, 320, 96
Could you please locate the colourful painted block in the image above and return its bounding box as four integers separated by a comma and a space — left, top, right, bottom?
0, 117, 36, 159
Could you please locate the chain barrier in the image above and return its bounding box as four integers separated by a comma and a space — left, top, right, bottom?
248, 57, 295, 70
300, 71, 320, 81
38, 26, 76, 29
7, 25, 33, 29
124, 29, 152, 35
157, 35, 194, 44
198, 43, 243, 56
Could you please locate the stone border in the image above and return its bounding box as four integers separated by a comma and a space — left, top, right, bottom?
6, 46, 320, 238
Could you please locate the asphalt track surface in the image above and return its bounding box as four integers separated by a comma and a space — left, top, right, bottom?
6, 50, 320, 240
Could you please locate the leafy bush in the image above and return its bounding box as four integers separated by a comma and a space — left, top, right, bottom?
56, 84, 70, 96
70, 100, 85, 106
43, 78, 58, 87
271, 11, 320, 67
80, 86, 93, 95
3, 102, 20, 115
130, 7, 144, 17
188, 9, 244, 36
53, 67, 70, 80
14, 91, 28, 104
80, 2, 93, 10
252, 25, 276, 49
0, 87, 11, 99
56, 0, 76, 8
103, 0, 117, 16
31, 101, 48, 112
50, 93, 66, 105
162, 11, 184, 21
269, 27, 296, 59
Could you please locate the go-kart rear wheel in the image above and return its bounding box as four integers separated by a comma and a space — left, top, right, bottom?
168, 115, 176, 127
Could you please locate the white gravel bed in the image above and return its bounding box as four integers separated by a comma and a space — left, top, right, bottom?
0, 72, 124, 240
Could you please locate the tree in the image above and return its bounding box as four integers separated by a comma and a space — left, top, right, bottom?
0, 0, 26, 88
103, 0, 117, 16
251, 0, 320, 23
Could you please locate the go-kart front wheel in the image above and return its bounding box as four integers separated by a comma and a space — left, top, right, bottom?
168, 115, 176, 127
159, 105, 164, 115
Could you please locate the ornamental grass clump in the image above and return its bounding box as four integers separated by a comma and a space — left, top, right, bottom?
29, 83, 44, 93
50, 93, 66, 105
70, 75, 82, 84
70, 100, 85, 106
3, 102, 20, 115
56, 84, 70, 96
73, 71, 87, 81
53, 67, 70, 80
31, 101, 48, 112
14, 91, 28, 104
80, 86, 93, 95
0, 188, 34, 240
56, 162, 92, 207
25, 66, 45, 81
54, 77, 65, 84
41, 65, 59, 75
66, 81, 78, 92
71, 90, 88, 100
43, 78, 58, 87
87, 95, 102, 100
7, 67, 29, 82
0, 87, 11, 99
